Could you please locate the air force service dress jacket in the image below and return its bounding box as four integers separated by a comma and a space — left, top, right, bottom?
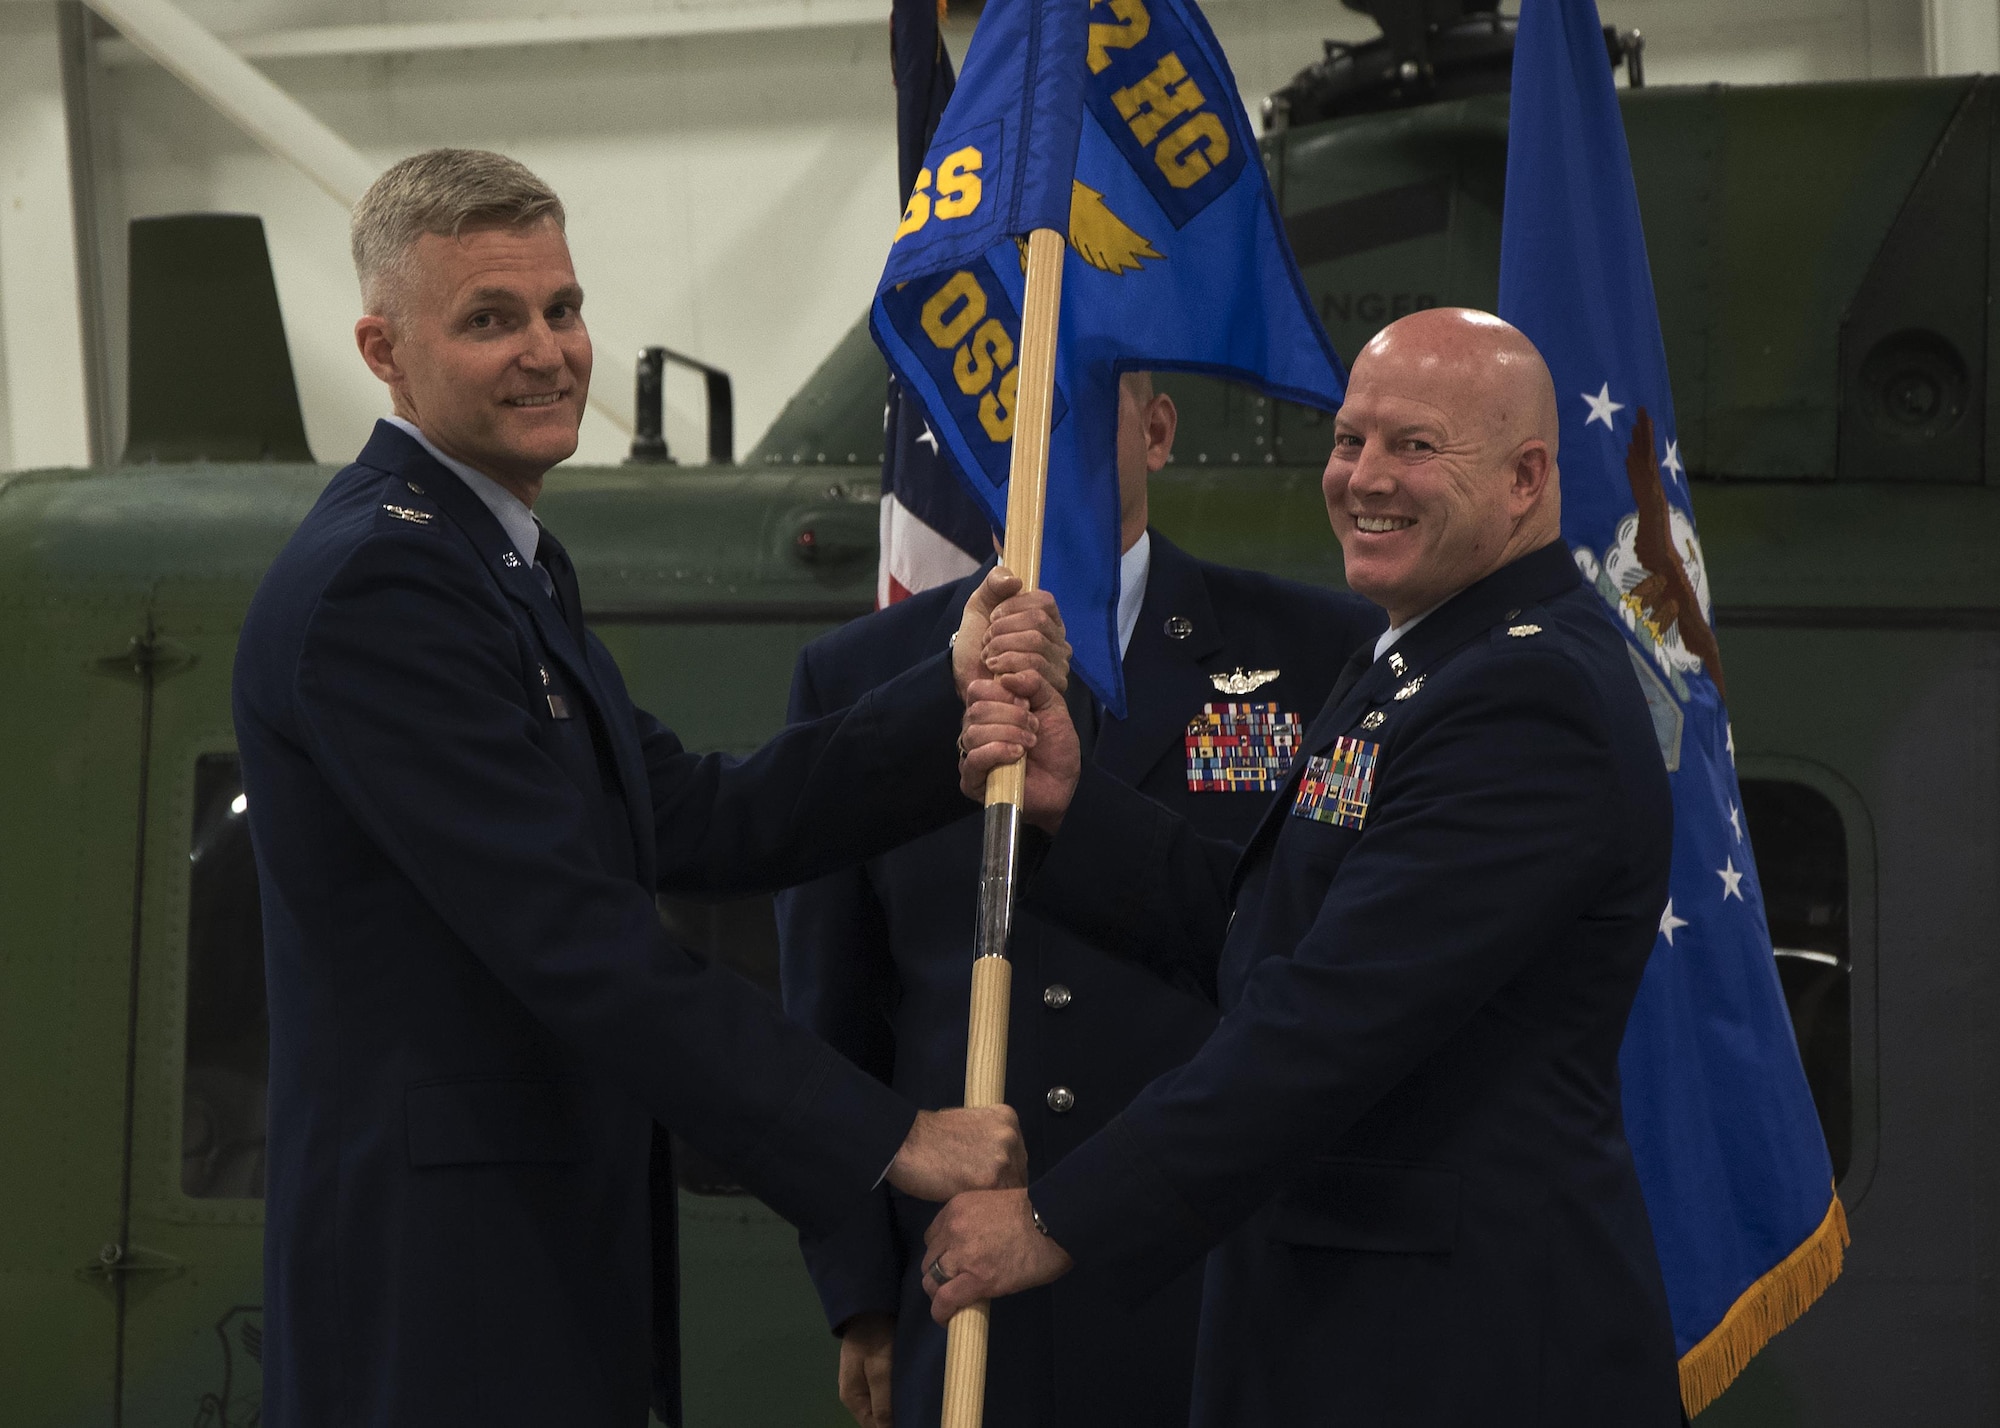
777, 532, 1382, 1427
1022, 541, 1684, 1427
232, 422, 969, 1428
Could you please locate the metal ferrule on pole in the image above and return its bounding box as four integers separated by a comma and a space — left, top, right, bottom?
974, 801, 1023, 962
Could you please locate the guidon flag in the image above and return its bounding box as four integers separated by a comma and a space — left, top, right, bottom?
871, 0, 1345, 714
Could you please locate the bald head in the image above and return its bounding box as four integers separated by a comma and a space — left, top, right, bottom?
1359, 308, 1561, 463
1323, 308, 1563, 625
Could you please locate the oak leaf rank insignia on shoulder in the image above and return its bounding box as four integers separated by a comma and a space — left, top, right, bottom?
1292, 736, 1379, 830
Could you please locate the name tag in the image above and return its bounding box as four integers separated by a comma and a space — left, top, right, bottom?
539, 665, 572, 720
1185, 702, 1300, 792
1292, 737, 1379, 830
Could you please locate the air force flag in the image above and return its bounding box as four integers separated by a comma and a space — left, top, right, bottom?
871, 0, 1344, 714
1497, 0, 1847, 1412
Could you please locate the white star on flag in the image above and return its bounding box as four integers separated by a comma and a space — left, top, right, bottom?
916, 423, 940, 454
1582, 382, 1624, 429
1717, 859, 1746, 901
1728, 803, 1742, 841
1659, 900, 1689, 945
1661, 439, 1684, 483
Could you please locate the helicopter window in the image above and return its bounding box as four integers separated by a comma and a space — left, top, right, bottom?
182, 754, 269, 1199
656, 893, 783, 1196
1739, 778, 1850, 1182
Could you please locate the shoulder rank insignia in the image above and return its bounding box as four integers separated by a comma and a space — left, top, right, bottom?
1210, 667, 1280, 695
1508, 623, 1543, 637
381, 504, 433, 525
1292, 736, 1379, 830
1393, 675, 1426, 701
1185, 702, 1299, 792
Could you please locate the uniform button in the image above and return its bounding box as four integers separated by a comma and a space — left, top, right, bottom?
1046, 1086, 1076, 1114
1043, 983, 1073, 1010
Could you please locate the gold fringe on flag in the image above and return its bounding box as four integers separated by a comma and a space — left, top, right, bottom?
1681, 1192, 1850, 1416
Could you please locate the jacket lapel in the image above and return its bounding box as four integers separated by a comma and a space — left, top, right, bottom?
1094, 534, 1224, 786
1228, 540, 1586, 890
369, 423, 657, 877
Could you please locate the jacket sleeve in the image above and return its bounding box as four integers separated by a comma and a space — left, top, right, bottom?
1022, 765, 1241, 1002
773, 640, 910, 1333
1030, 650, 1628, 1299
631, 648, 971, 897
291, 529, 915, 1238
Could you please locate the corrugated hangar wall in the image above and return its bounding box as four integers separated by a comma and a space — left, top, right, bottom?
0, 0, 1963, 474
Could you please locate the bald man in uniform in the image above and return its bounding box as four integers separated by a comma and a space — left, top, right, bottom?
925, 309, 1684, 1427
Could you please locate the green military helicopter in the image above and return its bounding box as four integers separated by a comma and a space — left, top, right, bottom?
4, 0, 1996, 1421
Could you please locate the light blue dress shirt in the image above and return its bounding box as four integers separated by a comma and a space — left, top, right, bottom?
384, 415, 542, 569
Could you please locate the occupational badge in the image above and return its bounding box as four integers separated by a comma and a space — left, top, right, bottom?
1291, 736, 1379, 830
1209, 667, 1280, 695
1185, 702, 1300, 792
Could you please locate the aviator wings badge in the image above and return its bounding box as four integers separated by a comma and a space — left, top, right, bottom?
1210, 667, 1280, 695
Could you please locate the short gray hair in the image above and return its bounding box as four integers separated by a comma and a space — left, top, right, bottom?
351, 148, 565, 316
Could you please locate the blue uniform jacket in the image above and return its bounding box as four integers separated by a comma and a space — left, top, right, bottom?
776, 533, 1382, 1426
233, 423, 967, 1428
1024, 541, 1683, 1426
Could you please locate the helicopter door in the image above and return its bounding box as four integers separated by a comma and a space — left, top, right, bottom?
110, 634, 270, 1427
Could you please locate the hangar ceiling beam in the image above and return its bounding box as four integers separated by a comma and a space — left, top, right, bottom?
71, 0, 636, 438
81, 0, 377, 207
90, 0, 892, 66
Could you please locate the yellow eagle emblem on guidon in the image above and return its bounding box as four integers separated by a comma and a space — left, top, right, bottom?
1069, 181, 1162, 274
1018, 182, 1164, 276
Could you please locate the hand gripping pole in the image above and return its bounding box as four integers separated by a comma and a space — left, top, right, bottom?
940, 225, 1066, 1428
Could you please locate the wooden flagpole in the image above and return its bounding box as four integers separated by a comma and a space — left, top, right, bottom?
939, 223, 1066, 1428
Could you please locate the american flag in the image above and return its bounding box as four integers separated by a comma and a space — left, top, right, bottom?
878, 0, 990, 605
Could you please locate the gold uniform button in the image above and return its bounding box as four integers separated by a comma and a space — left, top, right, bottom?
1046, 1086, 1076, 1114
1043, 983, 1073, 1010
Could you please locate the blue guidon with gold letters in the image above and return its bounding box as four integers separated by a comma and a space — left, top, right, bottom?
869, 0, 1346, 720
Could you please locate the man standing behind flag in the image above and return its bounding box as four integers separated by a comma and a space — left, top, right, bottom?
1496, 0, 1844, 1412
779, 368, 1381, 1428
926, 308, 1686, 1427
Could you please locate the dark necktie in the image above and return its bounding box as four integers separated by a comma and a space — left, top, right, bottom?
535, 526, 589, 651
1326, 641, 1377, 708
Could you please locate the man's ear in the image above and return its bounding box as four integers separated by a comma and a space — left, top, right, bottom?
1146, 392, 1178, 473
1511, 440, 1553, 512
355, 314, 401, 386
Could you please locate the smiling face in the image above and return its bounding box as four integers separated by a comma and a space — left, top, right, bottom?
1323, 309, 1562, 626
354, 218, 590, 504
